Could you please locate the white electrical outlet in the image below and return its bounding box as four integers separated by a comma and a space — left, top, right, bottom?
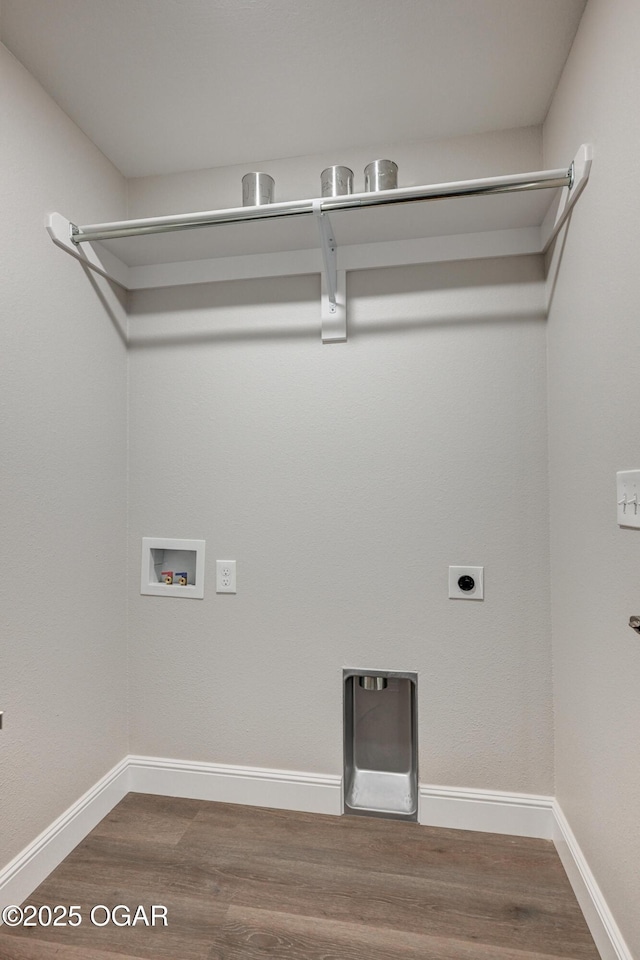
216, 560, 236, 593
449, 566, 484, 600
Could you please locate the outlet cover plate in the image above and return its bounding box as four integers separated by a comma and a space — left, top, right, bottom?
216, 560, 236, 594
449, 565, 484, 600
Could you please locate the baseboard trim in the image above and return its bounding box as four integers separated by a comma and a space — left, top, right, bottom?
552, 801, 632, 960
128, 755, 343, 816
129, 760, 555, 839
419, 784, 554, 839
0, 758, 130, 912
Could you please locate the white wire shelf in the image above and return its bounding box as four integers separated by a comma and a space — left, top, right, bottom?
47, 144, 591, 342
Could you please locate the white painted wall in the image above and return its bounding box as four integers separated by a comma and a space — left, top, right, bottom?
126, 127, 553, 795
544, 0, 640, 953
0, 43, 128, 866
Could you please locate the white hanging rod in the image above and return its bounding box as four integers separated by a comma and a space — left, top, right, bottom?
69, 165, 573, 245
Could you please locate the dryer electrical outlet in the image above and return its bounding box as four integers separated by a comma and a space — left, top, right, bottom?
449, 566, 484, 600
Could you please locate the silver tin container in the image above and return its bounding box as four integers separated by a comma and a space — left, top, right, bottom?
321, 165, 354, 197
364, 159, 398, 192
242, 172, 275, 206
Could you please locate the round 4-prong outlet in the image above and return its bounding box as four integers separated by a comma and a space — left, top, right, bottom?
449, 566, 484, 600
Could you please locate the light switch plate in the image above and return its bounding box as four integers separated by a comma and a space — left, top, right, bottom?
617, 471, 640, 528
449, 566, 484, 600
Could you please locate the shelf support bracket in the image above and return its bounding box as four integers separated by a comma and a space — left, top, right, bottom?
541, 143, 593, 252
313, 201, 347, 343
46, 212, 130, 288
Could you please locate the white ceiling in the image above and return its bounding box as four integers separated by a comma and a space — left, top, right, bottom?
0, 0, 587, 179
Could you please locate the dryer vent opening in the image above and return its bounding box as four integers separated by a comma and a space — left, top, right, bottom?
343, 670, 418, 822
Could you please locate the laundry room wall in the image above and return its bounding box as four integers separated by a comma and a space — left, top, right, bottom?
544, 0, 640, 952
126, 126, 555, 796
0, 41, 128, 867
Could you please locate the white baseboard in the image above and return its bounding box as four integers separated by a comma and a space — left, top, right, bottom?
552, 801, 633, 960
0, 758, 130, 913
127, 755, 343, 816
1, 756, 632, 960
419, 784, 554, 839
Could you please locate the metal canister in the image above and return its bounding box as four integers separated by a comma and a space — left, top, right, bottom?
321, 165, 354, 197
242, 172, 275, 206
364, 159, 398, 192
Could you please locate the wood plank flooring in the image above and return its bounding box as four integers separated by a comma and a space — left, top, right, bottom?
0, 793, 600, 960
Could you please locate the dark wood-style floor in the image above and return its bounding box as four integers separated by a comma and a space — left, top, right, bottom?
0, 793, 600, 960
